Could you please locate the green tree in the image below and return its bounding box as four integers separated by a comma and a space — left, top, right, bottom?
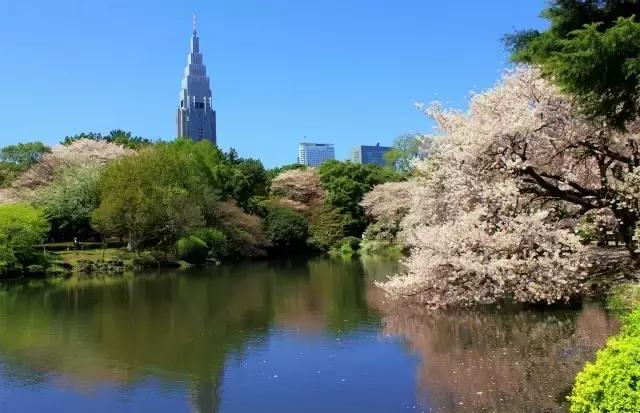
35, 166, 102, 241
384, 134, 424, 173
92, 141, 216, 250
226, 158, 269, 211
308, 205, 347, 251
265, 207, 309, 251
0, 141, 50, 167
506, 0, 640, 128
62, 130, 153, 149
0, 141, 50, 187
318, 160, 397, 236
0, 204, 49, 274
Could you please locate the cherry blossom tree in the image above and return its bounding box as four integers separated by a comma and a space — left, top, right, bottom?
379, 67, 640, 307
270, 168, 325, 214
0, 139, 132, 202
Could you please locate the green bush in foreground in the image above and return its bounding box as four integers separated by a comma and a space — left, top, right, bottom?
177, 236, 209, 265
570, 307, 640, 412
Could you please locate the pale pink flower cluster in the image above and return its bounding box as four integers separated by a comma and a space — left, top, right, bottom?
360, 181, 412, 222
379, 68, 601, 307
0, 139, 132, 203
270, 168, 325, 213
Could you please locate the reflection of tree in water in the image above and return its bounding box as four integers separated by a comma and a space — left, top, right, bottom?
0, 258, 377, 413
370, 291, 619, 413
0, 270, 273, 413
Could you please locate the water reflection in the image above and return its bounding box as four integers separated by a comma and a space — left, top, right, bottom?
0, 259, 378, 413
0, 258, 620, 413
369, 287, 619, 412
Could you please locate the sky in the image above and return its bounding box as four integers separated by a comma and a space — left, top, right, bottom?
0, 0, 547, 167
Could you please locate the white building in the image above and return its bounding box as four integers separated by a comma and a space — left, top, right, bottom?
298, 143, 335, 167
176, 16, 217, 143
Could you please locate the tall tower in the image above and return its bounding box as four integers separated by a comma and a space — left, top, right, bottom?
177, 14, 217, 143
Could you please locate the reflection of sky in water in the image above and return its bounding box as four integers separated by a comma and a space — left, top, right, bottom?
0, 370, 190, 413
219, 330, 420, 413
0, 329, 422, 413
0, 259, 620, 413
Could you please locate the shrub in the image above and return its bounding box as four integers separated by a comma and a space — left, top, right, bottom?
570, 307, 640, 412
177, 236, 209, 265
132, 251, 159, 268
308, 205, 347, 252
209, 201, 267, 259
193, 228, 227, 259
341, 236, 361, 251
0, 203, 49, 274
26, 264, 45, 274
265, 207, 308, 251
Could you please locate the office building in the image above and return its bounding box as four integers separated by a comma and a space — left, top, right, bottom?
298, 143, 335, 167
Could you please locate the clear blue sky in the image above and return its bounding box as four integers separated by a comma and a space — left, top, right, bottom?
0, 0, 546, 167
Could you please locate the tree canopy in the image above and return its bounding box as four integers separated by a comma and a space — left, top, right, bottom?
0, 204, 49, 274
507, 0, 640, 128
62, 130, 153, 149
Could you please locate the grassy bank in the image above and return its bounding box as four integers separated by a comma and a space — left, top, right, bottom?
42, 248, 189, 276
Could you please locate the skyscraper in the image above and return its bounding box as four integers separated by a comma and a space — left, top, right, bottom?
351, 143, 392, 167
177, 15, 217, 143
298, 143, 335, 167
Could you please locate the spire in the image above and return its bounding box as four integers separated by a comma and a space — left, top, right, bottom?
190, 13, 200, 54
192, 13, 197, 35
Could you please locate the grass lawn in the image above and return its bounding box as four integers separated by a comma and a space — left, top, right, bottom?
53, 248, 136, 266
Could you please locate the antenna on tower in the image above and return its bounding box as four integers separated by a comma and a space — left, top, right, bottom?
192, 13, 197, 34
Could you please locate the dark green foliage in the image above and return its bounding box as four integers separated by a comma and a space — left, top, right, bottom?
62, 130, 153, 149
193, 228, 227, 259
318, 160, 398, 237
265, 207, 309, 251
177, 236, 210, 265
507, 0, 640, 128
223, 154, 269, 211
308, 205, 348, 251
0, 141, 50, 167
570, 305, 640, 412
0, 204, 49, 274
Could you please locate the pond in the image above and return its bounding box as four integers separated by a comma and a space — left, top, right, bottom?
0, 258, 618, 413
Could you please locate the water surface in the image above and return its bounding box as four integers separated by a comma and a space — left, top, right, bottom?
0, 258, 618, 412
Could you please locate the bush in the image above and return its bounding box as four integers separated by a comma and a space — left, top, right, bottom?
0, 203, 49, 274
177, 236, 209, 265
132, 251, 159, 268
570, 307, 640, 412
193, 228, 227, 259
341, 236, 361, 251
308, 205, 347, 252
26, 264, 45, 274
209, 201, 267, 259
265, 207, 308, 251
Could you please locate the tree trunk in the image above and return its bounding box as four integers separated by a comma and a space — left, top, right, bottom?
614, 210, 639, 260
